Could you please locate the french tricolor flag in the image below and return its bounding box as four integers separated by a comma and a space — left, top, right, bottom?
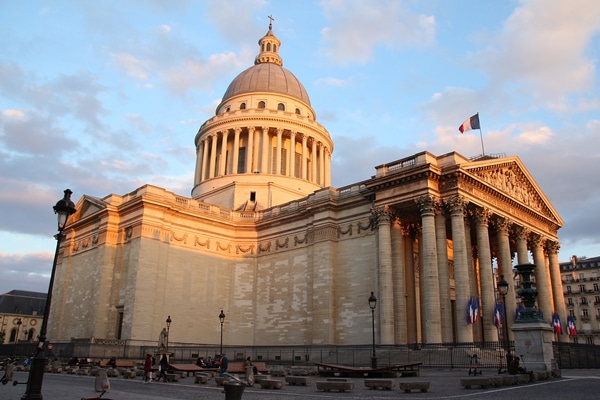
458, 113, 480, 133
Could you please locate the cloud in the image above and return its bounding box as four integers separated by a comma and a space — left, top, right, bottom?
319, 0, 436, 64
315, 77, 353, 87
0, 252, 54, 294
475, 0, 600, 106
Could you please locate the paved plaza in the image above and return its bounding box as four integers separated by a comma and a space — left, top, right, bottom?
2, 369, 599, 400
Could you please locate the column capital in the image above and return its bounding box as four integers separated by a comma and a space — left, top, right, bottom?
416, 195, 438, 216
513, 226, 530, 241
445, 195, 468, 215
472, 207, 491, 226
248, 126, 256, 134
277, 127, 284, 136
494, 217, 511, 234
234, 127, 242, 134
545, 240, 560, 254
371, 205, 393, 226
529, 233, 546, 249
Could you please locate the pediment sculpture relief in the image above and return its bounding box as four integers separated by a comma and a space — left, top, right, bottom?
472, 165, 543, 212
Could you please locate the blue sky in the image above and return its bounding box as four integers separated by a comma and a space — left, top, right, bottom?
1, 0, 599, 294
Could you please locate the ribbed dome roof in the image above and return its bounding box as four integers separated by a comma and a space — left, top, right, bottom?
221, 63, 311, 105
219, 21, 311, 107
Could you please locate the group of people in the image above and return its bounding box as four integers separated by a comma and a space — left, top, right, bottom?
143, 353, 170, 383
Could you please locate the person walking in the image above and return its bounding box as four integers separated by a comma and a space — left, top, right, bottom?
219, 353, 228, 377
155, 354, 169, 382
143, 354, 153, 383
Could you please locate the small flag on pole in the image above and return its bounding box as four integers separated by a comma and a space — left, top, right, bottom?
567, 316, 577, 336
458, 113, 480, 133
552, 313, 562, 334
494, 303, 505, 328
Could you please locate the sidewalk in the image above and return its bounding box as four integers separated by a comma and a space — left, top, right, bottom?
2, 368, 599, 400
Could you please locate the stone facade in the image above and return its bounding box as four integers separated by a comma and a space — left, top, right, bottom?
47, 24, 566, 349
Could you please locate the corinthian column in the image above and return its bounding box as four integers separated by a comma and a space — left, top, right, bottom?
546, 241, 568, 342
474, 207, 498, 342
276, 128, 283, 175
301, 134, 307, 180
496, 218, 516, 341
201, 138, 209, 180
391, 218, 407, 344
403, 225, 418, 345
416, 196, 442, 344
219, 129, 229, 176
261, 126, 269, 173
232, 128, 240, 174
209, 133, 218, 179
447, 196, 473, 343
530, 235, 552, 321
434, 204, 452, 343
194, 140, 204, 184
289, 131, 296, 178
373, 206, 394, 344
515, 227, 530, 264
246, 127, 255, 174
311, 139, 317, 183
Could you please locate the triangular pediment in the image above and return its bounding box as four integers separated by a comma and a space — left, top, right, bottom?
461, 156, 563, 226
74, 195, 107, 220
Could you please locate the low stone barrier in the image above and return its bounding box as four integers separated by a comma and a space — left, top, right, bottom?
285, 376, 311, 386
316, 380, 354, 392
165, 373, 180, 382
399, 381, 430, 393
460, 377, 491, 389
364, 379, 395, 390
195, 374, 209, 384
259, 379, 283, 389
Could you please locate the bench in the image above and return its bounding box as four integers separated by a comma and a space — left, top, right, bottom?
122, 370, 136, 379
254, 374, 272, 383
259, 379, 283, 389
399, 381, 430, 393
99, 360, 135, 369
364, 379, 395, 390
165, 373, 180, 382
195, 374, 209, 384
460, 377, 491, 389
285, 376, 311, 386
316, 380, 354, 392
227, 361, 270, 374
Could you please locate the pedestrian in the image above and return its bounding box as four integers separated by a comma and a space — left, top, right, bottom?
196, 356, 207, 368
143, 354, 153, 383
156, 354, 169, 382
245, 356, 258, 375
219, 353, 228, 377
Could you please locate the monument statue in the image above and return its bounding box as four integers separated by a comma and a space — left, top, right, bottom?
158, 328, 168, 350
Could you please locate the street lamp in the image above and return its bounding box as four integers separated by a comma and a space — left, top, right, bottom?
165, 315, 172, 353
497, 275, 511, 373
23, 189, 76, 400
368, 292, 377, 369
218, 310, 225, 355
16, 318, 22, 343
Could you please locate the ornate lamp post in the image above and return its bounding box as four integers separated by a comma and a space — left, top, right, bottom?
23, 189, 76, 400
514, 263, 544, 322
218, 310, 225, 355
16, 318, 22, 343
368, 292, 377, 369
165, 315, 172, 353
497, 275, 511, 373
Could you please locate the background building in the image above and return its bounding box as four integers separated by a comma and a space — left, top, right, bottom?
46, 24, 566, 351
560, 255, 600, 344
0, 290, 46, 344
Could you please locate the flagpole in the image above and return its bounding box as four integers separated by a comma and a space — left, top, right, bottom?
477, 112, 485, 156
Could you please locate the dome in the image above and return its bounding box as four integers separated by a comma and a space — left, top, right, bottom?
221, 63, 311, 106
218, 21, 311, 109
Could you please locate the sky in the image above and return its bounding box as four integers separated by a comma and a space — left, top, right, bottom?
1, 0, 599, 295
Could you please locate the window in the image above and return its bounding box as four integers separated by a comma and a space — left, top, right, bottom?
237, 147, 246, 173
566, 275, 573, 282
295, 108, 301, 115
250, 192, 256, 202
581, 297, 589, 305
595, 296, 600, 305
273, 44, 277, 52
567, 298, 573, 305
567, 285, 572, 293
569, 310, 575, 318
240, 103, 246, 110
582, 309, 590, 317
579, 273, 585, 280
594, 283, 599, 291
226, 106, 230, 112
277, 103, 285, 111
258, 101, 266, 109
580, 284, 586, 292
267, 43, 271, 51
116, 306, 124, 340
